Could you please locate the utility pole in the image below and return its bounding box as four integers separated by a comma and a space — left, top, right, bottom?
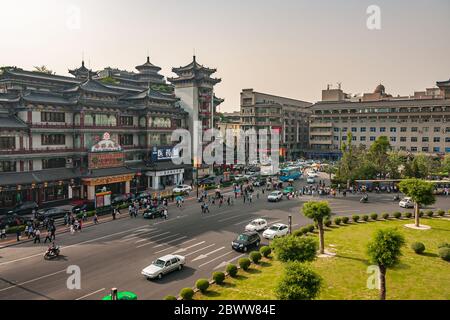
288, 214, 292, 234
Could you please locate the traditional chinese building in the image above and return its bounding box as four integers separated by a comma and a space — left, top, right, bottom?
0, 58, 190, 208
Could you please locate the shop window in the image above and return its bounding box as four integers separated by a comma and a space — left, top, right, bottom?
0, 137, 15, 149
119, 134, 134, 146
0, 161, 16, 172
41, 134, 66, 145
43, 158, 66, 169
119, 116, 134, 126
41, 112, 65, 123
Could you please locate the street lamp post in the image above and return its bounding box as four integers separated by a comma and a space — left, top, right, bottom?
288, 214, 292, 234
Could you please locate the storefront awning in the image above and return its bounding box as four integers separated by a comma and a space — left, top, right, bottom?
0, 168, 79, 187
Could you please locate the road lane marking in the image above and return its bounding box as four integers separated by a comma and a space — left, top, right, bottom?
153, 238, 197, 254
0, 269, 67, 292
173, 241, 206, 254
218, 215, 244, 222
185, 244, 216, 257
267, 219, 282, 225
134, 232, 170, 243
214, 254, 245, 270
234, 220, 251, 226
0, 224, 156, 267
198, 251, 234, 268
75, 288, 106, 300
136, 233, 180, 248
154, 236, 188, 249
192, 247, 225, 262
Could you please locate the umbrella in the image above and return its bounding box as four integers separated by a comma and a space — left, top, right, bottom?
102, 291, 138, 300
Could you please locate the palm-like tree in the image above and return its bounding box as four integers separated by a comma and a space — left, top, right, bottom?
398, 179, 435, 227
302, 201, 331, 254
33, 65, 54, 74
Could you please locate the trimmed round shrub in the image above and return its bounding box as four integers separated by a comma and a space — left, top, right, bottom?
164, 295, 177, 300
293, 229, 304, 237
411, 242, 425, 254
179, 288, 194, 300
342, 216, 349, 224
334, 217, 342, 225
438, 247, 450, 261
382, 213, 389, 220
404, 212, 412, 218
271, 235, 318, 263
212, 271, 225, 285
370, 213, 378, 221
362, 215, 369, 222
307, 225, 315, 233
425, 210, 433, 217
275, 261, 322, 300
437, 209, 445, 217
419, 211, 424, 217
448, 209, 450, 214
195, 279, 210, 293
438, 242, 450, 249
249, 251, 262, 264
226, 264, 238, 277
393, 212, 402, 219
260, 246, 272, 258
352, 215, 360, 223
300, 226, 310, 234
324, 219, 332, 227
238, 257, 251, 271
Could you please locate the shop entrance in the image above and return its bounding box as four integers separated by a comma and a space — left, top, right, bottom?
95, 182, 126, 196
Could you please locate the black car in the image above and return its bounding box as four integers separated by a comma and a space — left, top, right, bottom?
0, 214, 28, 229
143, 207, 165, 219
112, 194, 135, 206
231, 231, 261, 252
72, 202, 96, 214
252, 178, 267, 187
7, 201, 39, 216
36, 207, 70, 221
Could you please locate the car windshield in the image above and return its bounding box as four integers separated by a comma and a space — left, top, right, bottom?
269, 226, 279, 231
153, 259, 165, 267
270, 192, 279, 196
237, 234, 249, 241
250, 221, 258, 226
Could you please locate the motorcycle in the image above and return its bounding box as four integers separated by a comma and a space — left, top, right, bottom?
44, 246, 60, 260
393, 194, 400, 201
360, 196, 369, 203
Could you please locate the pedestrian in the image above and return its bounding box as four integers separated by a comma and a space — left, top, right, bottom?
78, 219, 82, 231
0, 227, 6, 239
34, 229, 41, 243
227, 196, 231, 206
16, 229, 21, 242
44, 231, 52, 243
64, 213, 68, 226
74, 219, 79, 232
249, 193, 253, 203
163, 208, 168, 220
112, 207, 117, 220
28, 225, 33, 239
93, 213, 99, 224
82, 210, 87, 222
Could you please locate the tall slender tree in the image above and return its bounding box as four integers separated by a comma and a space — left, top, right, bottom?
398, 179, 436, 227
302, 201, 331, 254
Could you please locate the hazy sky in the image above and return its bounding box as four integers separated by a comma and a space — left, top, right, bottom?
1, 0, 449, 112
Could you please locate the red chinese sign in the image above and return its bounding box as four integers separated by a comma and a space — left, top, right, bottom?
88, 152, 125, 169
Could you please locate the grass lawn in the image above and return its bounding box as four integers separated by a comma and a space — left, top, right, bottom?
195, 218, 450, 300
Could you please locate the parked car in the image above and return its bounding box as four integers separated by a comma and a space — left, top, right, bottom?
198, 177, 215, 186
7, 201, 39, 216
72, 201, 96, 215
252, 178, 267, 187
282, 186, 295, 195
172, 185, 192, 194
36, 207, 70, 221
143, 207, 165, 219
141, 254, 185, 280
0, 214, 28, 229
231, 231, 261, 252
399, 197, 415, 208
245, 218, 268, 232
262, 223, 289, 240
136, 191, 152, 200
112, 194, 133, 206
307, 177, 316, 184
267, 191, 283, 202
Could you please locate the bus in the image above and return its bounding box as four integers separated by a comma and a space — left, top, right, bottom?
280, 166, 302, 182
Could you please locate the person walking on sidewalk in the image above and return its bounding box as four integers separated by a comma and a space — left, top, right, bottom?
50, 225, 56, 241
44, 230, 52, 243
78, 219, 83, 231
27, 225, 34, 239
34, 229, 41, 243
163, 208, 168, 220
0, 227, 6, 239
16, 229, 21, 242
93, 213, 99, 225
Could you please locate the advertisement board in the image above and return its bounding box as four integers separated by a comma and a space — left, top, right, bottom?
151, 146, 180, 162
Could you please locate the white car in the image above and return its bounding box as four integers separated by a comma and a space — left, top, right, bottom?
141, 254, 185, 280
262, 223, 289, 239
307, 177, 315, 184
267, 191, 283, 202
399, 197, 414, 209
307, 172, 318, 178
245, 218, 268, 232
173, 185, 192, 193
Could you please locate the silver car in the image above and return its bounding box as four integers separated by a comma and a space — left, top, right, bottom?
142, 254, 186, 280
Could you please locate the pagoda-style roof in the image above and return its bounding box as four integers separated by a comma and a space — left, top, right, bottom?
68, 60, 90, 79
135, 56, 162, 72
64, 78, 123, 96
122, 87, 178, 102
22, 91, 78, 105
0, 93, 21, 103
0, 114, 28, 129
2, 67, 80, 85
172, 56, 216, 75
436, 78, 450, 87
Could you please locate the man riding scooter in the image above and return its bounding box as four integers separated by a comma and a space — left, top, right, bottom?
44, 241, 60, 260
360, 193, 369, 203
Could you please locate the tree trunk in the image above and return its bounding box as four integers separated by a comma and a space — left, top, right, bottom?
318, 222, 325, 254
414, 202, 420, 227
379, 265, 387, 300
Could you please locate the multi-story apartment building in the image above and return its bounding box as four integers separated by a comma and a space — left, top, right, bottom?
0, 58, 190, 208
240, 89, 312, 161
308, 79, 450, 159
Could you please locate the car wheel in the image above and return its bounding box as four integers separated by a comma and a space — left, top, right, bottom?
158, 273, 163, 279
255, 241, 260, 247
178, 264, 183, 271
243, 246, 248, 252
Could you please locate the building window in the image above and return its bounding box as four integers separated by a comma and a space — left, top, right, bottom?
41, 112, 65, 123
351, 127, 357, 132
360, 136, 366, 141
400, 127, 407, 132
380, 127, 386, 132
423, 127, 429, 132
41, 134, 65, 145
446, 127, 450, 133
411, 127, 418, 132
352, 136, 357, 141
342, 127, 347, 132
411, 147, 417, 152
390, 137, 396, 142
370, 127, 376, 132
390, 127, 396, 132
433, 147, 440, 152
446, 137, 450, 143
422, 137, 429, 142
370, 136, 376, 141
400, 137, 407, 142
434, 127, 441, 133
42, 158, 66, 169
0, 137, 15, 149
434, 137, 441, 143
334, 136, 339, 141
119, 134, 134, 146
360, 127, 366, 132
422, 147, 429, 152
0, 161, 16, 172
399, 146, 407, 151
334, 128, 339, 132
119, 116, 134, 126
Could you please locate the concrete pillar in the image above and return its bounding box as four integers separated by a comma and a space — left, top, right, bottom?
87, 185, 95, 200
152, 176, 160, 190
178, 173, 184, 184
147, 176, 151, 189
125, 181, 130, 194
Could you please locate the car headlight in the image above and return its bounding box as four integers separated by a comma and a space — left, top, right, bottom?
239, 244, 244, 247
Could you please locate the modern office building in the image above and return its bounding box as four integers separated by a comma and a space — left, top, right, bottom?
0, 58, 190, 208
308, 79, 450, 159
240, 89, 312, 161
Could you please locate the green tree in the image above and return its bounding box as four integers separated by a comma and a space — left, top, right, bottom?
275, 261, 322, 300
441, 154, 450, 175
398, 179, 436, 227
33, 65, 54, 74
367, 228, 405, 300
368, 136, 391, 178
271, 235, 317, 262
100, 76, 119, 85
302, 201, 331, 254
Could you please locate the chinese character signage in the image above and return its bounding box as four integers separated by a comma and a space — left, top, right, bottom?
88, 152, 125, 169
151, 146, 180, 162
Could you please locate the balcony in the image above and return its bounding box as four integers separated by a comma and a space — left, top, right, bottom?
310, 122, 333, 128
0, 147, 86, 155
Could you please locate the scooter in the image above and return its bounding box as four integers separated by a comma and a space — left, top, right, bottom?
44, 246, 60, 260
360, 196, 369, 203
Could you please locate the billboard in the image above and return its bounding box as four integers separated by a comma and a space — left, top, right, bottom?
151, 146, 180, 162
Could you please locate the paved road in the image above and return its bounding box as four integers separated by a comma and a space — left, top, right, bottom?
1, 173, 449, 300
